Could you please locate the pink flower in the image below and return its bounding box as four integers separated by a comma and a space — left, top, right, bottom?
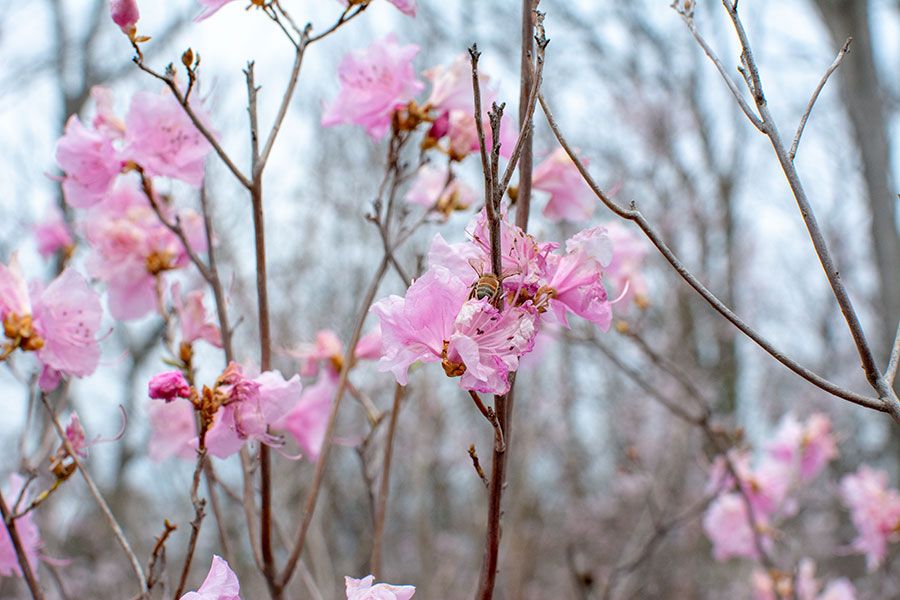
56, 115, 122, 208
123, 90, 213, 186
426, 233, 484, 282
765, 413, 837, 481
180, 555, 241, 599
173, 283, 222, 348
532, 148, 596, 222
276, 374, 334, 462
603, 222, 649, 306
839, 466, 900, 571
543, 234, 613, 329
753, 559, 857, 600
194, 0, 238, 22
148, 399, 197, 462
404, 164, 474, 213
703, 492, 770, 562
322, 35, 424, 140
83, 179, 206, 320
204, 365, 302, 459
0, 476, 41, 577
445, 299, 537, 395
338, 0, 416, 16
355, 327, 383, 362
110, 0, 140, 33
91, 87, 126, 139
31, 268, 103, 387
148, 371, 192, 401
65, 413, 87, 457
345, 575, 415, 600
370, 267, 468, 385
818, 580, 856, 600
33, 208, 74, 259
289, 329, 344, 378
0, 256, 30, 319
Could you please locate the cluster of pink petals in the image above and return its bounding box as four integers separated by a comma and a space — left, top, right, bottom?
337, 0, 417, 17
703, 413, 838, 562
839, 466, 900, 571
173, 283, 222, 348
81, 179, 206, 320
532, 148, 596, 222
345, 575, 415, 599
109, 0, 140, 33
372, 211, 614, 394
203, 364, 302, 459
322, 35, 424, 140
148, 371, 192, 401
180, 555, 241, 599
65, 413, 88, 457
404, 164, 475, 212
0, 475, 42, 578
752, 559, 856, 600
148, 399, 197, 462
33, 208, 74, 259
423, 54, 516, 159
56, 86, 213, 208
0, 256, 103, 391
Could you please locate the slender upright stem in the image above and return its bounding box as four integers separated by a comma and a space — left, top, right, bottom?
0, 491, 44, 599
370, 384, 405, 579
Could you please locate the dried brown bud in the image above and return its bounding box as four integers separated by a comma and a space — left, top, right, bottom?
182, 48, 194, 69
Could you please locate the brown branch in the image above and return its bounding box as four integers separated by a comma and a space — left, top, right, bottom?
539, 92, 891, 417
146, 520, 177, 593
0, 490, 44, 599
468, 46, 495, 229
790, 37, 852, 160
468, 445, 489, 488
887, 320, 900, 387
172, 450, 208, 600
370, 383, 405, 579
41, 395, 148, 597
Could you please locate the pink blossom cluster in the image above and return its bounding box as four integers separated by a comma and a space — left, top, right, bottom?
371, 210, 614, 395
839, 465, 900, 571
752, 558, 855, 600
55, 87, 212, 320
703, 413, 837, 561
0, 255, 102, 390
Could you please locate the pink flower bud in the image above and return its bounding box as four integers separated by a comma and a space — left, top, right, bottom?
110, 0, 140, 33
148, 371, 192, 402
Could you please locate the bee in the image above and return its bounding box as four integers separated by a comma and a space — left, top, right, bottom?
468, 258, 519, 304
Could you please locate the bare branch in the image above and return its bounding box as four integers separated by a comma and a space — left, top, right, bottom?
887, 321, 900, 387
790, 37, 852, 160
0, 490, 44, 599
370, 384, 405, 579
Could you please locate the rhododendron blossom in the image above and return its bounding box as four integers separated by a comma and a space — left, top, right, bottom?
148, 399, 197, 462
148, 371, 192, 402
602, 221, 649, 306
345, 575, 415, 600
766, 413, 837, 481
0, 475, 41, 578
404, 163, 475, 215
322, 35, 424, 140
532, 148, 596, 222
56, 115, 122, 208
203, 365, 302, 459
752, 559, 856, 600
839, 466, 900, 571
276, 374, 335, 462
180, 555, 241, 599
173, 284, 222, 348
0, 257, 103, 390
33, 208, 74, 259
703, 492, 770, 561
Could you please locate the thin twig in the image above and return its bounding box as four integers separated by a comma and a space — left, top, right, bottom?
370, 383, 404, 579
469, 46, 495, 225
0, 490, 44, 599
887, 321, 900, 387
539, 93, 890, 416
41, 395, 148, 597
172, 450, 207, 600
789, 37, 852, 160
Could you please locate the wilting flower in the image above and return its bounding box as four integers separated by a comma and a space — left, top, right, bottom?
148, 371, 192, 402
110, 0, 140, 33
123, 90, 213, 186
840, 466, 900, 571
56, 115, 122, 208
204, 365, 302, 459
194, 0, 238, 23
0, 475, 42, 578
180, 555, 241, 599
33, 208, 74, 259
345, 575, 415, 600
148, 399, 197, 462
322, 35, 424, 140
532, 148, 596, 222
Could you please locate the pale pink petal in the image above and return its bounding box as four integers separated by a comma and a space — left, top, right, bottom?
276, 374, 334, 462
194, 0, 237, 23
148, 399, 197, 462
532, 148, 596, 222
56, 115, 122, 208
180, 555, 241, 599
